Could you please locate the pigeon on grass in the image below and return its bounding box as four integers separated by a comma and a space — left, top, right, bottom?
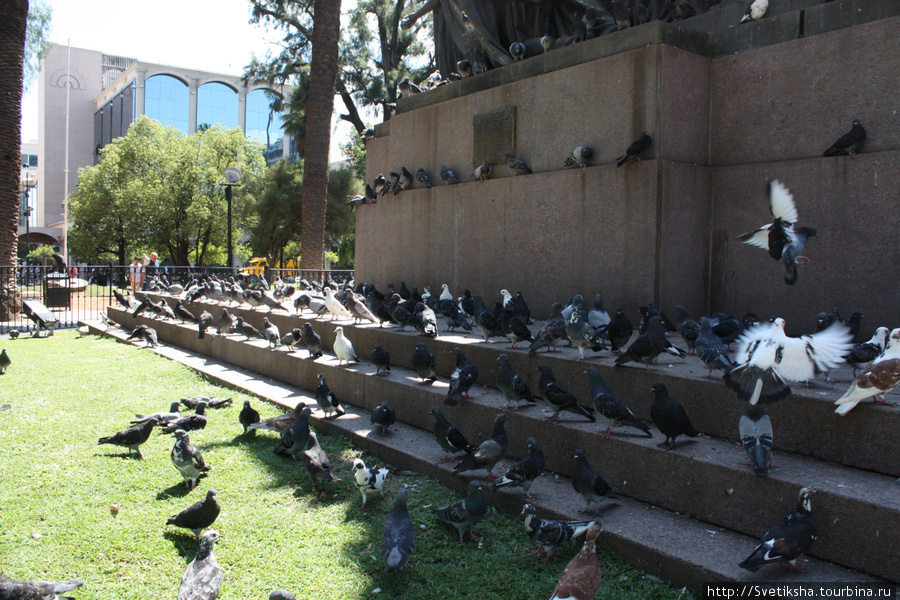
166, 489, 220, 541
98, 418, 159, 459
171, 429, 211, 490
432, 480, 488, 543
521, 503, 597, 561
382, 487, 415, 573
549, 522, 603, 600
352, 458, 389, 509
178, 530, 223, 600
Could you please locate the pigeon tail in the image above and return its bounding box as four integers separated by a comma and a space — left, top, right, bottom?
724, 365, 791, 405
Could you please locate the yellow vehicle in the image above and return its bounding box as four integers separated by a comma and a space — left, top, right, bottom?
241, 257, 300, 276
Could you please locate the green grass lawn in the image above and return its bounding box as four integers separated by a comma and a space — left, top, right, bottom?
0, 332, 697, 600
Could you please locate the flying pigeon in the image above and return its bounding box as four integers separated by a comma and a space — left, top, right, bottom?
370, 344, 391, 377
572, 449, 615, 515
616, 132, 652, 166
823, 119, 865, 157
301, 323, 323, 359
834, 328, 900, 415
132, 401, 181, 425
491, 437, 545, 498
527, 302, 566, 355
505, 153, 533, 175
453, 413, 508, 481
521, 503, 597, 561
178, 530, 223, 600
171, 429, 211, 490
724, 318, 854, 405
0, 575, 84, 599
239, 400, 260, 434
496, 353, 536, 410
416, 168, 432, 188
740, 405, 774, 477
98, 417, 158, 458
315, 373, 345, 419
249, 402, 308, 434
614, 316, 685, 369
162, 402, 208, 435
352, 458, 389, 509
412, 342, 437, 383
274, 406, 312, 461
738, 180, 817, 285
535, 364, 595, 422
845, 326, 889, 377
474, 162, 492, 182
445, 347, 479, 406
332, 326, 359, 367
549, 522, 603, 600
740, 0, 768, 23
739, 487, 817, 573
585, 367, 651, 438
371, 402, 396, 436
302, 431, 340, 488
650, 383, 699, 450
432, 480, 488, 543
440, 164, 459, 184
429, 408, 474, 461
166, 488, 220, 541
382, 488, 415, 574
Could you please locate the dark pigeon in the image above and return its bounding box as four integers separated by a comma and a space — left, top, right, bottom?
162, 402, 208, 435
371, 402, 396, 436
695, 317, 735, 377
166, 489, 220, 541
616, 132, 652, 166
445, 347, 479, 406
302, 432, 340, 487
197, 311, 213, 339
239, 400, 260, 434
496, 353, 536, 410
824, 119, 865, 157
453, 413, 509, 481
673, 305, 700, 353
520, 503, 597, 561
572, 448, 615, 515
440, 164, 459, 184
491, 437, 545, 498
739, 488, 817, 573
315, 373, 345, 419
234, 316, 265, 340
371, 344, 391, 376
527, 302, 566, 355
650, 383, 699, 450
585, 367, 651, 438
301, 323, 323, 359
274, 407, 312, 461
615, 316, 685, 369
429, 408, 474, 461
432, 480, 488, 543
739, 405, 774, 477
505, 153, 533, 175
535, 364, 595, 422
416, 168, 432, 189
411, 342, 437, 383
98, 418, 158, 458
215, 308, 234, 335
607, 307, 634, 352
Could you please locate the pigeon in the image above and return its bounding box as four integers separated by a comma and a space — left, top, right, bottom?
509, 40, 526, 60
540, 34, 557, 52
740, 405, 774, 477
178, 530, 223, 600
823, 119, 866, 157
398, 166, 413, 191
215, 308, 233, 335
499, 291, 534, 348
371, 402, 396, 436
572, 449, 615, 514
834, 328, 900, 415
162, 402, 209, 435
274, 407, 312, 461
250, 402, 308, 434
845, 326, 889, 377
607, 307, 634, 352
0, 575, 84, 599
239, 400, 260, 434
527, 302, 567, 355
437, 285, 472, 332
549, 522, 603, 600
262, 317, 280, 349
373, 173, 387, 196
416, 168, 432, 188
301, 323, 324, 359
738, 180, 817, 285
429, 408, 474, 461
725, 318, 854, 405
458, 289, 475, 318
471, 295, 505, 343
382, 487, 415, 573
180, 396, 232, 410
474, 162, 492, 182
445, 347, 479, 406
370, 344, 391, 376
170, 429, 211, 490
315, 373, 345, 419
411, 302, 439, 338
398, 76, 422, 96
126, 324, 158, 348
453, 413, 508, 481
346, 293, 380, 325
638, 303, 677, 334
565, 144, 594, 168
649, 383, 699, 450
496, 354, 536, 410
585, 367, 651, 438
613, 0, 631, 29
586, 294, 609, 332
166, 489, 220, 541
157, 299, 178, 321
412, 342, 437, 383
566, 306, 604, 360
302, 431, 340, 487
614, 316, 685, 369
432, 480, 488, 543
387, 293, 413, 330
269, 591, 296, 600
491, 437, 544, 498
294, 293, 328, 317
739, 488, 817, 573
740, 0, 768, 23
233, 316, 264, 341
0, 349, 9, 375
505, 153, 532, 175
520, 503, 596, 561
352, 458, 389, 509
98, 418, 158, 458
279, 328, 302, 352
332, 326, 359, 367
616, 132, 652, 166
535, 364, 595, 422
440, 164, 459, 184
132, 401, 182, 425
197, 311, 213, 339
709, 313, 744, 347
323, 287, 352, 321
673, 305, 700, 353
695, 316, 735, 377
171, 299, 198, 324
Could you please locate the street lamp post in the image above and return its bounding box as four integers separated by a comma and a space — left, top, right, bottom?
223, 167, 242, 269
20, 171, 36, 264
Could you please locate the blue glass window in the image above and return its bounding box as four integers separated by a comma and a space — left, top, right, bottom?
197, 82, 238, 130
246, 89, 285, 161
145, 74, 189, 133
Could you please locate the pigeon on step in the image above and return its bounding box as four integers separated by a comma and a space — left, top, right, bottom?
535, 364, 595, 422
166, 488, 220, 541
616, 132, 652, 166
430, 408, 474, 461
505, 153, 532, 175
527, 302, 566, 355
301, 323, 323, 359
382, 487, 415, 573
834, 328, 900, 415
845, 326, 889, 377
198, 311, 213, 339
585, 367, 651, 438
650, 383, 699, 450
572, 449, 615, 515
695, 316, 735, 377
565, 145, 594, 168
673, 305, 700, 353
606, 308, 634, 352
739, 405, 774, 477
263, 317, 280, 349
412, 342, 437, 383
740, 0, 768, 23
496, 353, 536, 410
491, 437, 544, 498
315, 373, 345, 419
453, 413, 508, 481
432, 480, 488, 543
371, 402, 396, 436
615, 317, 685, 369
445, 347, 479, 406
823, 119, 866, 157
739, 487, 817, 573
371, 344, 391, 376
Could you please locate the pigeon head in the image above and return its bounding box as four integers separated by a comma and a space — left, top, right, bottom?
199, 529, 223, 552
352, 458, 365, 471
173, 429, 190, 441
429, 407, 444, 420
520, 503, 537, 519
206, 488, 217, 500
574, 448, 587, 461
270, 590, 297, 600
467, 480, 483, 495
535, 364, 552, 375
526, 437, 538, 450
317, 373, 325, 384
493, 413, 508, 426
650, 383, 668, 401
496, 354, 510, 364
797, 487, 816, 513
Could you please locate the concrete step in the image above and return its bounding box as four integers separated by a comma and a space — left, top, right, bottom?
86, 317, 886, 590
104, 303, 900, 583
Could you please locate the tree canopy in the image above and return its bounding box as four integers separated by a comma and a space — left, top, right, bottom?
24, 0, 52, 92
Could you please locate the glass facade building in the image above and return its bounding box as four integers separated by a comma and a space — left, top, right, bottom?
144, 74, 190, 132
197, 82, 239, 130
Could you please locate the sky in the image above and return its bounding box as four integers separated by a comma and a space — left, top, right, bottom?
20, 0, 357, 161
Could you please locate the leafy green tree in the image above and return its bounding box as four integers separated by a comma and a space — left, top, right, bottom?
240, 159, 303, 263
24, 0, 52, 92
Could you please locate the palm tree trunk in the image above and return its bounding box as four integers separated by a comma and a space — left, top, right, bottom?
299, 0, 342, 271
0, 0, 28, 319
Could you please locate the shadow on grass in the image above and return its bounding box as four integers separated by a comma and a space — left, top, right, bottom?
94, 450, 144, 460
156, 481, 193, 501
163, 529, 201, 562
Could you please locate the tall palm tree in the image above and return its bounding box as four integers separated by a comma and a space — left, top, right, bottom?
299, 0, 342, 271
0, 0, 28, 319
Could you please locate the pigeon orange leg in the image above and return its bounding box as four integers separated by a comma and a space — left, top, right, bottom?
601, 427, 613, 439
872, 397, 896, 406
795, 256, 812, 265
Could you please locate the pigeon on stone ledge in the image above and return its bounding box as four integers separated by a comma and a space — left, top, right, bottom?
650, 383, 699, 450
739, 487, 817, 573
453, 413, 508, 481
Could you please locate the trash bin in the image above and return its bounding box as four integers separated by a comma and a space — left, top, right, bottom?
44, 273, 71, 309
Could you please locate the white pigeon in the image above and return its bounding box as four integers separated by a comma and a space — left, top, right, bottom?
440, 284, 454, 302
332, 326, 359, 367
834, 328, 900, 416
724, 318, 854, 405
352, 458, 389, 509
323, 287, 352, 321
740, 0, 768, 23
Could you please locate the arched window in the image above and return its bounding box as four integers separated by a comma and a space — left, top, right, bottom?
246, 88, 285, 161
197, 82, 238, 130
144, 74, 189, 132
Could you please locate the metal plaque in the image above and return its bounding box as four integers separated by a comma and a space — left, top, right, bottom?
473, 107, 515, 167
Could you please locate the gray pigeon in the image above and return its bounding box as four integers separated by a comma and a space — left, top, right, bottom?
132, 401, 181, 425
453, 413, 508, 481
572, 448, 615, 515
695, 317, 735, 377
472, 295, 505, 342
496, 353, 536, 410
98, 417, 159, 458
585, 367, 651, 438
535, 364, 595, 422
564, 145, 594, 168
170, 429, 211, 490
566, 307, 605, 360
239, 400, 260, 434
274, 407, 312, 461
614, 316, 685, 369
416, 168, 432, 189
527, 302, 566, 355
382, 487, 415, 573
474, 162, 492, 182
161, 402, 208, 435
432, 480, 488, 543
269, 591, 297, 600
178, 530, 223, 600
505, 153, 532, 175
302, 432, 340, 487
197, 311, 213, 339
445, 347, 479, 406
491, 437, 544, 498
429, 408, 474, 461
234, 316, 265, 340
673, 305, 700, 353
440, 164, 459, 184
411, 342, 437, 383
520, 503, 597, 560
740, 405, 774, 477
263, 317, 280, 349
0, 575, 84, 599
823, 119, 865, 157
315, 373, 345, 419
166, 488, 221, 541
301, 323, 323, 359
215, 308, 233, 335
